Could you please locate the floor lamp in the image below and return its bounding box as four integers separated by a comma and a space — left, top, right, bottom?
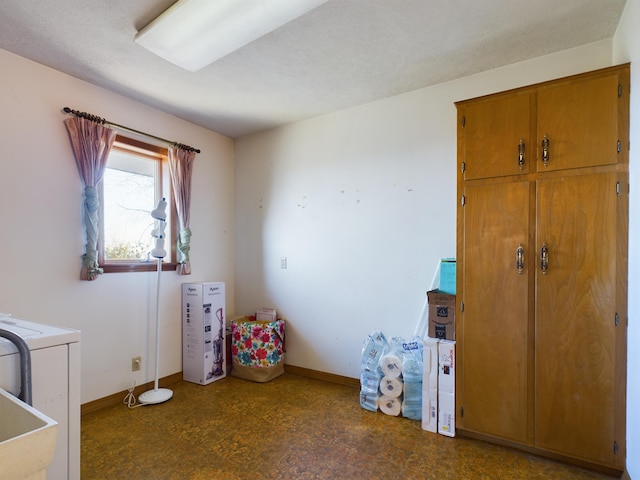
139, 198, 173, 405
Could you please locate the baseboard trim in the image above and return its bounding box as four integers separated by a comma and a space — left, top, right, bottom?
81, 372, 183, 416
457, 428, 624, 477
284, 364, 359, 388
82, 367, 359, 416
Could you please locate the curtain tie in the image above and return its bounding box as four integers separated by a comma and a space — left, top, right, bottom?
81, 185, 102, 281
177, 227, 192, 264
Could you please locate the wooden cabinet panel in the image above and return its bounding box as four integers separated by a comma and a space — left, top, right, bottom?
460, 181, 531, 442
461, 92, 531, 180
537, 73, 620, 171
535, 173, 617, 464
456, 64, 628, 472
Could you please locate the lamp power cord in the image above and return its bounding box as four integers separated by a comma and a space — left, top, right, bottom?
123, 381, 147, 409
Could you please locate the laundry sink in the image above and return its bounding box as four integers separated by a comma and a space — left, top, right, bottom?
0, 388, 57, 480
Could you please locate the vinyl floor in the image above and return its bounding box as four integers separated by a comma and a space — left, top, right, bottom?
81, 373, 620, 479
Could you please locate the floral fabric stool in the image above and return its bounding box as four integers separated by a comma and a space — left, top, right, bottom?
230, 316, 285, 382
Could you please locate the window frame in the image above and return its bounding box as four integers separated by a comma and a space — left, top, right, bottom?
98, 135, 178, 273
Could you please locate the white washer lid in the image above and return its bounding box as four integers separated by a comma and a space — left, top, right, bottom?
0, 316, 80, 355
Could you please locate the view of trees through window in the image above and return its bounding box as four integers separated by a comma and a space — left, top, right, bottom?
103, 148, 156, 261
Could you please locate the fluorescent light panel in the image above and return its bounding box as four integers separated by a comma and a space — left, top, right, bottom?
135, 0, 328, 72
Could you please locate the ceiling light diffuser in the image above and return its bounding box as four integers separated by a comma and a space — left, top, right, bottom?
135, 0, 328, 72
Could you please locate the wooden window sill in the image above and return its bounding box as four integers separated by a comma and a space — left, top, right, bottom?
101, 262, 178, 273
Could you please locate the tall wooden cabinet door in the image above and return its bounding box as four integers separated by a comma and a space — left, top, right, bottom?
460, 180, 531, 442
460, 92, 531, 180
535, 173, 618, 466
537, 72, 622, 171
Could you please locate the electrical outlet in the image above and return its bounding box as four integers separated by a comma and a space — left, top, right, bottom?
132, 356, 141, 372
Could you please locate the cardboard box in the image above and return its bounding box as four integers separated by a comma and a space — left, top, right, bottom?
256, 308, 277, 322
427, 290, 456, 340
439, 258, 456, 295
421, 338, 439, 433
182, 282, 226, 385
438, 340, 456, 437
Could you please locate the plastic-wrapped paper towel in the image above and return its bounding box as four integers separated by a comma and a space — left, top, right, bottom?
360, 391, 378, 412
379, 376, 403, 398
361, 331, 388, 373
399, 338, 423, 382
402, 356, 422, 382
402, 381, 422, 420
361, 371, 381, 394
379, 395, 402, 416
399, 337, 424, 420
360, 332, 424, 420
360, 331, 389, 412
402, 401, 422, 420
380, 354, 403, 377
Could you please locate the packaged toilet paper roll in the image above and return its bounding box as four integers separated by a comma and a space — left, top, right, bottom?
403, 381, 421, 403
402, 400, 422, 420
379, 395, 402, 416
402, 358, 422, 381
360, 371, 381, 394
380, 354, 403, 377
379, 376, 403, 398
360, 391, 379, 412
362, 331, 388, 372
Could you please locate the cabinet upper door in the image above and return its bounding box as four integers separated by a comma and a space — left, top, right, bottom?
459, 180, 531, 443
535, 173, 618, 466
460, 92, 531, 180
537, 72, 622, 171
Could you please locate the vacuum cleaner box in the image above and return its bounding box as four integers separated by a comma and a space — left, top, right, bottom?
437, 340, 456, 437
182, 282, 226, 385
421, 338, 439, 433
427, 290, 456, 340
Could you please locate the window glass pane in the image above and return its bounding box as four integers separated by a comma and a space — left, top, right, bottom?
103, 150, 156, 261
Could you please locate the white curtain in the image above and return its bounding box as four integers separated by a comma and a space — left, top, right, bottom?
64, 116, 116, 281
168, 146, 196, 275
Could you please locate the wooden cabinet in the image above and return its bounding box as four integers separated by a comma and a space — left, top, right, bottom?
535, 172, 620, 464
460, 180, 531, 443
461, 91, 532, 180
455, 65, 629, 473
537, 73, 621, 171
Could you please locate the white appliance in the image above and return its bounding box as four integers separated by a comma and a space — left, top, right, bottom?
0, 314, 80, 480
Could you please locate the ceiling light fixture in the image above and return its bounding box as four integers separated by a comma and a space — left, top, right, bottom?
135, 0, 328, 72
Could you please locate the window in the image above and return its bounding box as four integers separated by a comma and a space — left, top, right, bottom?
99, 136, 177, 272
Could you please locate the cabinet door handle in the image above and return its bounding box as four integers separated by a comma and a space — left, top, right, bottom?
518, 139, 525, 170
540, 243, 549, 274
516, 244, 525, 274
541, 135, 550, 166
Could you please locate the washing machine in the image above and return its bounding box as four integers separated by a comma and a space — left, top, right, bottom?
0, 313, 80, 480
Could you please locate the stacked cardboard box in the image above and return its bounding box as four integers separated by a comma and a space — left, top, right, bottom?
427, 290, 456, 341
421, 339, 456, 437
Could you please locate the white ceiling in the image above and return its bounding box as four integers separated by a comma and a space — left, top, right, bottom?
0, 0, 627, 138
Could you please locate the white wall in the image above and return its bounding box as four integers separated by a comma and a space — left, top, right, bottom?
236, 35, 640, 472
234, 40, 614, 378
614, 0, 639, 477
0, 49, 235, 403
1, 15, 635, 471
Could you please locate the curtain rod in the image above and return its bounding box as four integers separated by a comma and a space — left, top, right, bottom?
62, 107, 201, 154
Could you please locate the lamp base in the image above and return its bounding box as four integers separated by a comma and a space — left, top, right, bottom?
139, 388, 173, 405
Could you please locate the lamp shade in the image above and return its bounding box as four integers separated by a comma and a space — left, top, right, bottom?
135, 0, 328, 72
